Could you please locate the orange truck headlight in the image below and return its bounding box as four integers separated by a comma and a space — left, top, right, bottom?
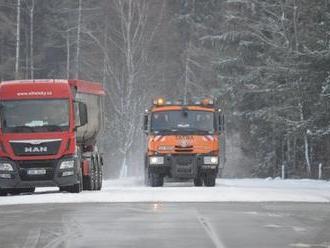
149, 156, 164, 165
203, 156, 218, 164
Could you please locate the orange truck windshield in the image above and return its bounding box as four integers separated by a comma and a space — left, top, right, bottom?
151, 110, 215, 134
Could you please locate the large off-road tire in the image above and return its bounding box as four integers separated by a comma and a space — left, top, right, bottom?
194, 177, 203, 187
150, 172, 164, 187
204, 174, 216, 187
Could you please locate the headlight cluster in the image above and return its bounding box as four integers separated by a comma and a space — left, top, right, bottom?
203, 156, 218, 165
59, 160, 75, 169
149, 156, 164, 165
0, 162, 13, 171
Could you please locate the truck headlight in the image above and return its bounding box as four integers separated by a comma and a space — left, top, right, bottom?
60, 160, 75, 169
203, 156, 218, 165
149, 156, 164, 165
0, 163, 13, 171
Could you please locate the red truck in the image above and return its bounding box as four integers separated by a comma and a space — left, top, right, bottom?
0, 79, 105, 195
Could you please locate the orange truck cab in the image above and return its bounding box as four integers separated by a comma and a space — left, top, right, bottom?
143, 98, 225, 187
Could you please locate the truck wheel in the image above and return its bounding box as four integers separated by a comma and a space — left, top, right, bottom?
0, 189, 8, 196
150, 172, 164, 187
67, 167, 83, 193
20, 188, 35, 194
204, 174, 216, 187
8, 188, 22, 195
194, 177, 203, 187
83, 159, 94, 190
93, 159, 99, 190
96, 157, 103, 190
144, 155, 150, 186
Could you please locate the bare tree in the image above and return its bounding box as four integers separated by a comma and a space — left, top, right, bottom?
102, 0, 164, 177
15, 0, 21, 79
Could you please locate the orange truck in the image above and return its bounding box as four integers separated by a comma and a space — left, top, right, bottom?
143, 98, 225, 187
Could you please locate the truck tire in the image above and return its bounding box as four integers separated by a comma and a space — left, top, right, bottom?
194, 177, 203, 186
20, 188, 35, 194
150, 172, 164, 187
144, 155, 150, 186
204, 174, 216, 187
83, 158, 94, 191
0, 189, 7, 196
93, 158, 99, 190
96, 156, 103, 190
67, 167, 83, 193
8, 188, 21, 195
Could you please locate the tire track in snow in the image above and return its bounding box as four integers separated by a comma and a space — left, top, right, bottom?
197, 215, 226, 248
22, 228, 41, 248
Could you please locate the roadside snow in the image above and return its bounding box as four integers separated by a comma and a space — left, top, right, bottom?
1, 178, 330, 206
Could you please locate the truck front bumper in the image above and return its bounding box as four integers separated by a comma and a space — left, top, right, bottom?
147, 154, 219, 179
0, 156, 80, 189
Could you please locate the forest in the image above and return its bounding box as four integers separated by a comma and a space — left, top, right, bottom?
1, 0, 330, 179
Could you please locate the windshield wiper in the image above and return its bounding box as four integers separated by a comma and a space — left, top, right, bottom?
152, 128, 179, 133
177, 127, 212, 134
10, 125, 36, 133
42, 125, 66, 131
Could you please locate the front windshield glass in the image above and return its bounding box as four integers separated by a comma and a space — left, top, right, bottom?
1, 99, 69, 133
151, 110, 215, 134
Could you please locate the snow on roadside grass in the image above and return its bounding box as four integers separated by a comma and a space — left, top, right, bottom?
1, 178, 330, 206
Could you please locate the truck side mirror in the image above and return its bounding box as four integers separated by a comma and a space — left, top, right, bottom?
218, 112, 224, 132
143, 114, 149, 134
74, 101, 88, 129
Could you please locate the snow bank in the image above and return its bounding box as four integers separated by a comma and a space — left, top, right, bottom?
1, 178, 330, 206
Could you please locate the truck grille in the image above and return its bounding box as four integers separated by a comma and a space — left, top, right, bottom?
10, 139, 61, 156
17, 160, 56, 181
172, 155, 196, 178
174, 145, 193, 153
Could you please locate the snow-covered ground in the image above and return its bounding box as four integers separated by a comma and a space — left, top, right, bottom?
1, 178, 330, 206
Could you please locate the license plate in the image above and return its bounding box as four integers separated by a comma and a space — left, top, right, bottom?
27, 169, 46, 175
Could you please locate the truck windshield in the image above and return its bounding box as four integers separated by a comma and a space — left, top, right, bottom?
1, 99, 70, 133
151, 110, 215, 134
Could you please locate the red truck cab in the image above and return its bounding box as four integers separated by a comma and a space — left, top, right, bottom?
0, 79, 105, 195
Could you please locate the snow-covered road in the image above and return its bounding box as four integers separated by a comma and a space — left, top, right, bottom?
1, 178, 330, 206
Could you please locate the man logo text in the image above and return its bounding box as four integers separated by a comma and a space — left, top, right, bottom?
24, 147, 48, 153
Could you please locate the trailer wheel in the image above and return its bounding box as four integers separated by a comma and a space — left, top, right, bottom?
83, 158, 94, 190
194, 177, 203, 187
204, 174, 216, 187
96, 155, 103, 190
93, 156, 99, 190
150, 172, 163, 187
